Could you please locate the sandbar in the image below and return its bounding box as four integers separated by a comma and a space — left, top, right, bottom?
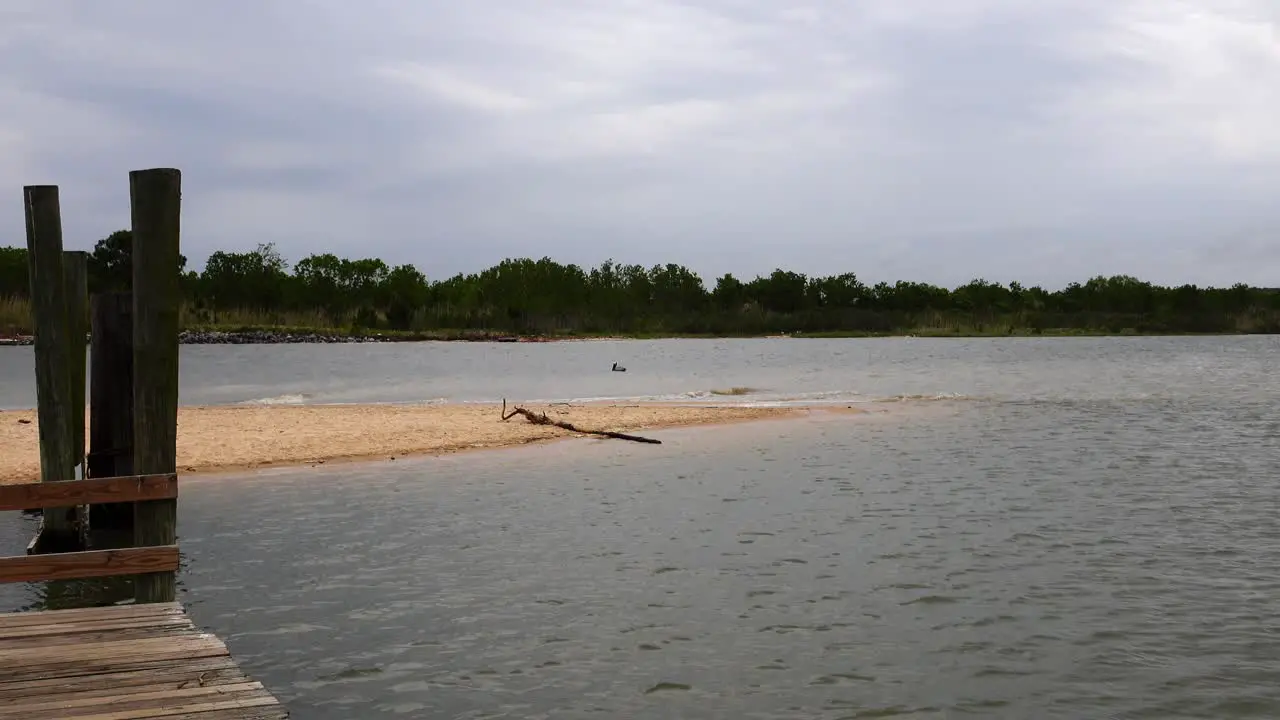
0, 402, 815, 483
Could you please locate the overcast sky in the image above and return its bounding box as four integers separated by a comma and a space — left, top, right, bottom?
2, 1, 1278, 289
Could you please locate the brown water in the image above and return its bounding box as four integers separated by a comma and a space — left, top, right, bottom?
1, 336, 1278, 718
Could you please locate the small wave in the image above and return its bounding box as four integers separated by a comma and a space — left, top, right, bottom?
733, 391, 980, 408
710, 386, 762, 396
481, 389, 977, 408
730, 390, 865, 407
874, 392, 970, 403
238, 393, 311, 406
901, 594, 963, 606
519, 394, 654, 405
415, 397, 451, 405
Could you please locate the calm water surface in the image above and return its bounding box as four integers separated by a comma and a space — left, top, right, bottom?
2, 336, 1278, 718
0, 335, 1271, 408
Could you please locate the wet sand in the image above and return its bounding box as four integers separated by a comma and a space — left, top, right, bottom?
0, 403, 823, 483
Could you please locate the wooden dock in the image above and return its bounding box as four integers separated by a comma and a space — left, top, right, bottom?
2, 170, 286, 716
0, 603, 287, 719
0, 474, 289, 718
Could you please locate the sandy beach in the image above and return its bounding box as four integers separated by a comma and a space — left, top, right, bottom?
0, 402, 808, 483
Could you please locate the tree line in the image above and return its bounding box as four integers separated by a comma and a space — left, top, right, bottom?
2, 231, 1278, 336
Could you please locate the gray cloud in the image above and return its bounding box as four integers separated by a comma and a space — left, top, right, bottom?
2, 0, 1278, 288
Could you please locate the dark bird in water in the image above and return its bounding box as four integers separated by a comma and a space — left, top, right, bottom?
612, 362, 627, 372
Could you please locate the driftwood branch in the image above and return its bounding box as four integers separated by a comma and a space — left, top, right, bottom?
501, 399, 661, 444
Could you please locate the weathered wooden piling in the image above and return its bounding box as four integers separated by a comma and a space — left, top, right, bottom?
3, 168, 289, 716
23, 185, 80, 549
65, 250, 90, 547
88, 292, 135, 530
63, 250, 88, 475
130, 168, 182, 604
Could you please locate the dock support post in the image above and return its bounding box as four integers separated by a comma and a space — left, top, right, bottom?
88, 292, 135, 531
64, 250, 89, 546
23, 185, 80, 551
64, 251, 88, 471
130, 168, 182, 604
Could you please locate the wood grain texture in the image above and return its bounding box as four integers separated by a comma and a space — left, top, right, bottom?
63, 250, 89, 473
0, 546, 179, 584
88, 292, 136, 529
0, 604, 288, 718
130, 168, 182, 604
0, 474, 176, 512
0, 603, 183, 628
23, 185, 77, 540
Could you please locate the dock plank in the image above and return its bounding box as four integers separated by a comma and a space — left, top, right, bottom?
0, 603, 184, 628
0, 661, 246, 699
0, 605, 287, 718
0, 546, 181, 584
0, 624, 201, 650
0, 616, 195, 641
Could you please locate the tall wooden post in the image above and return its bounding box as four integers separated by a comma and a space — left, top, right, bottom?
23, 185, 79, 549
131, 168, 181, 604
88, 292, 135, 530
63, 250, 88, 476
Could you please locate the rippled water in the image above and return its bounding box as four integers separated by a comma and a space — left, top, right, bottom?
2, 336, 1279, 718
1, 335, 1273, 408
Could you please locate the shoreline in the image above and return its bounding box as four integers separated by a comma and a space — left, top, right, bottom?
0, 402, 843, 483
1, 328, 1271, 347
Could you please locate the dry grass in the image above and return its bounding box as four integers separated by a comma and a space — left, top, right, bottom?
0, 295, 28, 335
0, 298, 353, 336
180, 306, 342, 330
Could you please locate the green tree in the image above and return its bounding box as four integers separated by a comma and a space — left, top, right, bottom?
200, 243, 289, 310
2, 239, 1278, 337
381, 264, 429, 329
0, 246, 28, 297
712, 274, 746, 311
87, 230, 189, 293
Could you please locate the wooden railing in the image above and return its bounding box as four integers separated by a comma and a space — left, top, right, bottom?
0, 474, 179, 587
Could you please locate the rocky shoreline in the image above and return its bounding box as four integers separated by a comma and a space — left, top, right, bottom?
178, 329, 399, 344
0, 330, 541, 346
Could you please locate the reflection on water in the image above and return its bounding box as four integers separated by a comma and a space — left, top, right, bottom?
2, 522, 164, 611
15, 576, 133, 612
1, 337, 1278, 718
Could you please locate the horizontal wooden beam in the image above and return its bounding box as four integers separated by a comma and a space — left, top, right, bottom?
0, 546, 179, 584
0, 474, 177, 512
